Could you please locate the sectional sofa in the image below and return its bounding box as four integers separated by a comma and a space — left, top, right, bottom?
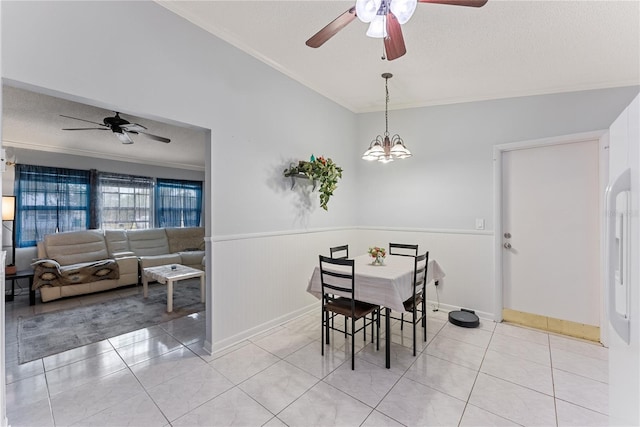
33, 227, 204, 302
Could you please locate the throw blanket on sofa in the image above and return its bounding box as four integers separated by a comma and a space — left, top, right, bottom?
31, 259, 120, 290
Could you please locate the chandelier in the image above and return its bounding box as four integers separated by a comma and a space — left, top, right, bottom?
362, 73, 412, 163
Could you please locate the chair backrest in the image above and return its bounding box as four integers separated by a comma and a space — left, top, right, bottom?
389, 243, 419, 257
413, 252, 429, 297
329, 244, 349, 259
319, 255, 355, 301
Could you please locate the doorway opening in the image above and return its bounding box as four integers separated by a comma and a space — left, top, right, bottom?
1, 81, 213, 365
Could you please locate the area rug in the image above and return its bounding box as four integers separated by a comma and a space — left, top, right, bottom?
17, 279, 204, 364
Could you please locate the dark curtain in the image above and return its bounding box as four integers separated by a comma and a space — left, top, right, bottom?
155, 179, 203, 227
89, 169, 100, 229
15, 164, 90, 247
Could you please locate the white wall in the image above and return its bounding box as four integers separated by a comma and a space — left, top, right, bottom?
0, 2, 7, 422
352, 229, 494, 317
353, 89, 638, 321
0, 1, 359, 237
3, 147, 206, 182
1, 1, 639, 354
1, 0, 358, 351
356, 87, 640, 232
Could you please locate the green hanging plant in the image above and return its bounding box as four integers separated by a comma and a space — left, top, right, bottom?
283, 155, 343, 211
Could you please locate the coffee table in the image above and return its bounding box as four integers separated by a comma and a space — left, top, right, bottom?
142, 264, 205, 313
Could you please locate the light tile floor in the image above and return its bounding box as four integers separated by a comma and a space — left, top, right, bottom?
5, 287, 609, 426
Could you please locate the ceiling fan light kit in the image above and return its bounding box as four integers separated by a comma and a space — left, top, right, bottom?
114, 129, 134, 144
355, 0, 381, 22
389, 0, 418, 25
357, 0, 417, 30
362, 73, 412, 163
307, 0, 487, 61
366, 15, 388, 38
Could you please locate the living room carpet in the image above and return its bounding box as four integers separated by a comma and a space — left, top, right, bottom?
17, 279, 204, 364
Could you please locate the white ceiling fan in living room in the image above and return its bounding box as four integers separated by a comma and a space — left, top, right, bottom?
61, 112, 171, 144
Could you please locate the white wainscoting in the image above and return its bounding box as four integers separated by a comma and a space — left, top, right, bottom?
210, 228, 357, 352
209, 227, 494, 354
352, 228, 495, 319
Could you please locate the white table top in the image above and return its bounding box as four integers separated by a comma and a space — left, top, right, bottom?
143, 264, 204, 282
307, 254, 446, 313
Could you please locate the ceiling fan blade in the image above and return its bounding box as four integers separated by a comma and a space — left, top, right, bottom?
306, 7, 357, 48
60, 114, 107, 127
62, 127, 109, 131
418, 0, 488, 7
138, 131, 171, 143
384, 12, 407, 61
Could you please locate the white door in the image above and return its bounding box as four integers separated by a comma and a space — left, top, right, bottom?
502, 140, 601, 327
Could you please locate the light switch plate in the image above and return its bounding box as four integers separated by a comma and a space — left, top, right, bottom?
475, 218, 485, 230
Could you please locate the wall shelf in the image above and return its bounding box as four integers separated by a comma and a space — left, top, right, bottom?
286, 173, 317, 191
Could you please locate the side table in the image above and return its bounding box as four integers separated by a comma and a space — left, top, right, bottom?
5, 269, 36, 305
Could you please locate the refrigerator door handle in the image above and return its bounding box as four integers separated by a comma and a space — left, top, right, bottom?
605, 168, 631, 344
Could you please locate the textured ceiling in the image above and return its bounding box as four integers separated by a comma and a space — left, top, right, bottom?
2, 86, 207, 170
158, 0, 640, 113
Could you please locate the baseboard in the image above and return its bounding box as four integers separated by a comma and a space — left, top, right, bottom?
502, 308, 600, 342
210, 302, 319, 357
206, 300, 494, 357
426, 300, 494, 323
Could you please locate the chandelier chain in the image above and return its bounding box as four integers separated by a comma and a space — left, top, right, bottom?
361, 72, 411, 163
384, 76, 389, 136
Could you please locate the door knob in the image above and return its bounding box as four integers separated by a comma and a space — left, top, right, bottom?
503, 242, 512, 249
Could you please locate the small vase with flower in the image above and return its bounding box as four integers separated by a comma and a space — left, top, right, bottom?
368, 246, 386, 266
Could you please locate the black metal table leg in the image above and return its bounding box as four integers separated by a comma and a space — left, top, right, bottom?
4, 279, 15, 302
29, 276, 35, 305
385, 307, 391, 368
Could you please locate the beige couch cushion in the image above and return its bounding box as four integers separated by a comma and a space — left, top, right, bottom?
37, 241, 47, 259
139, 253, 182, 269
179, 251, 205, 269
165, 227, 205, 253
104, 230, 130, 256
43, 230, 109, 266
126, 229, 170, 256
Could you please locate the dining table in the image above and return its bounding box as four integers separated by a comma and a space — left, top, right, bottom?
307, 253, 446, 368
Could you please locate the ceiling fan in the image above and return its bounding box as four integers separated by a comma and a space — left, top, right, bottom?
306, 0, 488, 61
61, 112, 171, 144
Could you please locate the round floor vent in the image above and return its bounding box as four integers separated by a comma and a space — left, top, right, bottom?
448, 308, 480, 328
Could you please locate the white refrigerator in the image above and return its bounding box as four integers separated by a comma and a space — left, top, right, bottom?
606, 93, 639, 426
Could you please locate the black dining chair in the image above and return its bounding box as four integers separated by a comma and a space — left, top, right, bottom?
329, 244, 350, 333
394, 251, 429, 356
319, 255, 380, 370
329, 244, 349, 259
389, 243, 419, 257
